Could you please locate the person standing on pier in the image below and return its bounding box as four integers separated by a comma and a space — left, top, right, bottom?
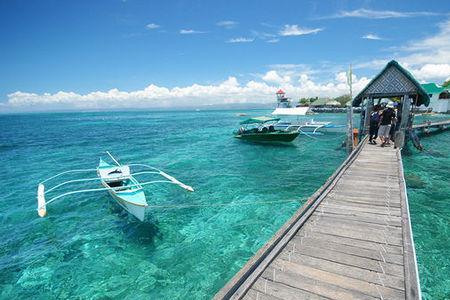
369, 105, 381, 144
378, 103, 396, 147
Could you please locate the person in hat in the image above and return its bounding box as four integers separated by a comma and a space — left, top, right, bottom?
378, 103, 396, 147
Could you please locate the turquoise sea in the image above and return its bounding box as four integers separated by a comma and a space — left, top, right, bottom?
0, 110, 448, 299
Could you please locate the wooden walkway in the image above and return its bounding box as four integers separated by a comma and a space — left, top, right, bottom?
215, 139, 420, 300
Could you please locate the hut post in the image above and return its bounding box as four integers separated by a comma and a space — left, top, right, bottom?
359, 97, 368, 135
363, 97, 373, 135
395, 94, 412, 148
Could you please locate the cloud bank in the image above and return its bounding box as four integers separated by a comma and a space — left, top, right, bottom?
3, 72, 370, 111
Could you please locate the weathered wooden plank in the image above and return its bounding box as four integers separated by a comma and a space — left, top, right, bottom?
243, 289, 283, 300
284, 244, 404, 277
340, 175, 395, 183
328, 196, 402, 208
316, 209, 402, 227
308, 218, 403, 242
318, 205, 403, 221
261, 266, 379, 300
330, 189, 401, 200
293, 230, 403, 255
251, 277, 328, 300
320, 202, 402, 217
331, 186, 401, 197
336, 183, 401, 194
276, 252, 405, 291
310, 213, 403, 235
346, 167, 398, 175
338, 175, 396, 184
269, 259, 406, 299
299, 222, 403, 247
289, 236, 404, 265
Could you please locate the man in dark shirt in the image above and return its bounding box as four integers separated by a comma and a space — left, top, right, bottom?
378, 103, 396, 147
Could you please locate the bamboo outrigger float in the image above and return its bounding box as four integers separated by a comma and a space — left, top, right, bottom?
37, 152, 194, 221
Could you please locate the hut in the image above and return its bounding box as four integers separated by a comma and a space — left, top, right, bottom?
421, 83, 450, 113
352, 60, 430, 148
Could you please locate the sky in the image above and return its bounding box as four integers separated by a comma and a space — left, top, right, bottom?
0, 0, 449, 111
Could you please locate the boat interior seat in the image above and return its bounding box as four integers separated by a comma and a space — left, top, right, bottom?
106, 180, 124, 188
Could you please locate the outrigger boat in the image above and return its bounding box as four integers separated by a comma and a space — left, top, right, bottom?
37, 152, 194, 221
234, 116, 300, 142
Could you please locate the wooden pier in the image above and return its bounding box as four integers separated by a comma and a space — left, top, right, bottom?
215, 138, 420, 300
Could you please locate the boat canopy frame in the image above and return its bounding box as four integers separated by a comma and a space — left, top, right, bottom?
239, 116, 281, 125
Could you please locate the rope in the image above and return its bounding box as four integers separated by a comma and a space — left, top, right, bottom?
147, 199, 302, 210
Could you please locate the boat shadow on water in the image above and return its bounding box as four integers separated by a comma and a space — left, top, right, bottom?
108, 204, 163, 246
235, 140, 298, 148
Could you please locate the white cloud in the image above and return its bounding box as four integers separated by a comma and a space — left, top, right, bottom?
410, 64, 450, 81
145, 23, 160, 30
216, 20, 238, 29
226, 37, 254, 43
362, 34, 382, 40
279, 25, 323, 36
262, 71, 291, 85
3, 72, 373, 111
326, 8, 441, 19
266, 38, 279, 43
179, 29, 205, 34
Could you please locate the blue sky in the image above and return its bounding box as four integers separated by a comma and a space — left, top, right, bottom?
1, 0, 449, 111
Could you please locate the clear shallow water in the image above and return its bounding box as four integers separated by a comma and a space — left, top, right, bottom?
0, 110, 448, 299
0, 110, 347, 299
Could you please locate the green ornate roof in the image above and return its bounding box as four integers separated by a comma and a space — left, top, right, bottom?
352, 60, 430, 107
